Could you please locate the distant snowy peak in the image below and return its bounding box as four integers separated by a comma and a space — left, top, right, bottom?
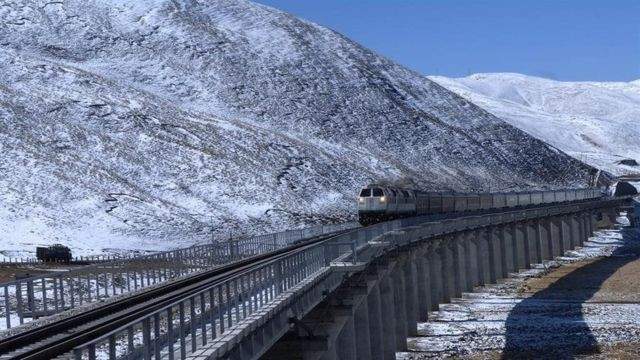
429, 73, 640, 176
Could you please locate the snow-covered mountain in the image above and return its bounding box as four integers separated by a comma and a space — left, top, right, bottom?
429, 73, 640, 176
0, 0, 592, 256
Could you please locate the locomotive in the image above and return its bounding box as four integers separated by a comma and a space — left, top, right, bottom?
36, 244, 72, 263
357, 184, 603, 226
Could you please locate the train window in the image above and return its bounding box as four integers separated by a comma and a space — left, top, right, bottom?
401, 190, 409, 197
359, 189, 371, 197
372, 188, 384, 197
389, 189, 396, 197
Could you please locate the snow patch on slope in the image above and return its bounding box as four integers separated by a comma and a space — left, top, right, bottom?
0, 1, 593, 256
429, 73, 640, 176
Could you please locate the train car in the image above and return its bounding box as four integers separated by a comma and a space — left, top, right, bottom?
36, 244, 72, 263
517, 193, 531, 207
357, 184, 604, 226
493, 193, 507, 209
542, 191, 555, 203
467, 195, 481, 211
454, 196, 467, 212
428, 193, 443, 213
505, 193, 518, 208
357, 185, 418, 225
531, 192, 543, 205
479, 194, 493, 210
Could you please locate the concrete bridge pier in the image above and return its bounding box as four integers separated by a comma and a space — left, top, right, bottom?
588, 211, 597, 236
391, 257, 408, 351
564, 215, 575, 252
440, 241, 455, 303
402, 254, 418, 336
499, 226, 513, 276
573, 214, 584, 247
427, 246, 442, 311
512, 223, 527, 272
262, 262, 395, 360
515, 222, 530, 270
379, 272, 397, 359
415, 247, 432, 321
532, 219, 543, 264
464, 231, 480, 290
539, 218, 552, 262
548, 217, 560, 258
554, 217, 566, 255
584, 212, 591, 242
488, 226, 503, 283
354, 297, 371, 360
366, 282, 384, 360
452, 234, 466, 298
476, 229, 492, 286
337, 316, 357, 360
522, 221, 535, 269
581, 212, 590, 244
566, 215, 576, 249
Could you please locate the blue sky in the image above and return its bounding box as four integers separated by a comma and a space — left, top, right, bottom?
255, 0, 640, 82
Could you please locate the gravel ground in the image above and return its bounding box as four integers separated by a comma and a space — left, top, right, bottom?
398, 209, 640, 359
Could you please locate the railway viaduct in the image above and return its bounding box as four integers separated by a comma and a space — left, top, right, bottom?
180, 197, 632, 360
1, 195, 635, 359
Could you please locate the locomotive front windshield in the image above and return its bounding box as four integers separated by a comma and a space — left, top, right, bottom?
359, 188, 384, 197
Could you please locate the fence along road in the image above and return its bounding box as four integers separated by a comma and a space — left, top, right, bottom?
0, 254, 141, 266
0, 222, 358, 330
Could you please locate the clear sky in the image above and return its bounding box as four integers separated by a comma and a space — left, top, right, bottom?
255, 0, 640, 82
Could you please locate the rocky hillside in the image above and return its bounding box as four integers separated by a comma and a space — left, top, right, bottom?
0, 0, 592, 256
429, 73, 640, 176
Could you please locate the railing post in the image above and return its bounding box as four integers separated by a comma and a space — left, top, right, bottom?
351, 241, 357, 265
25, 279, 35, 314
4, 285, 11, 329
16, 282, 24, 324
276, 259, 284, 295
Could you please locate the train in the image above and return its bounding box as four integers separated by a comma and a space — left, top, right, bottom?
357, 184, 603, 226
36, 244, 72, 263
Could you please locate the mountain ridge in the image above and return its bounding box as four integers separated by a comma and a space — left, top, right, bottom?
0, 0, 592, 256
429, 72, 640, 176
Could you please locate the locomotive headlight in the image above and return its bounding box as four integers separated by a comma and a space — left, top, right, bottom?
358, 197, 365, 203
380, 196, 386, 203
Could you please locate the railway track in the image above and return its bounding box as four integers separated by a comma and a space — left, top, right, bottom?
0, 197, 611, 359
0, 230, 352, 360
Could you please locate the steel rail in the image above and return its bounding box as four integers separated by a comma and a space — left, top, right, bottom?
0, 230, 353, 359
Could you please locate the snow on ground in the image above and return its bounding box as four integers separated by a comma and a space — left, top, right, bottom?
0, 1, 593, 256
429, 73, 640, 176
398, 201, 640, 358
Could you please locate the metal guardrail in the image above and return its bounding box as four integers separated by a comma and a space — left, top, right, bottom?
0, 258, 41, 266
70, 196, 630, 360
0, 255, 138, 267
0, 222, 359, 330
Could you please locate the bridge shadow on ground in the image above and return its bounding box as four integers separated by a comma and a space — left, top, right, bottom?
502, 223, 640, 359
